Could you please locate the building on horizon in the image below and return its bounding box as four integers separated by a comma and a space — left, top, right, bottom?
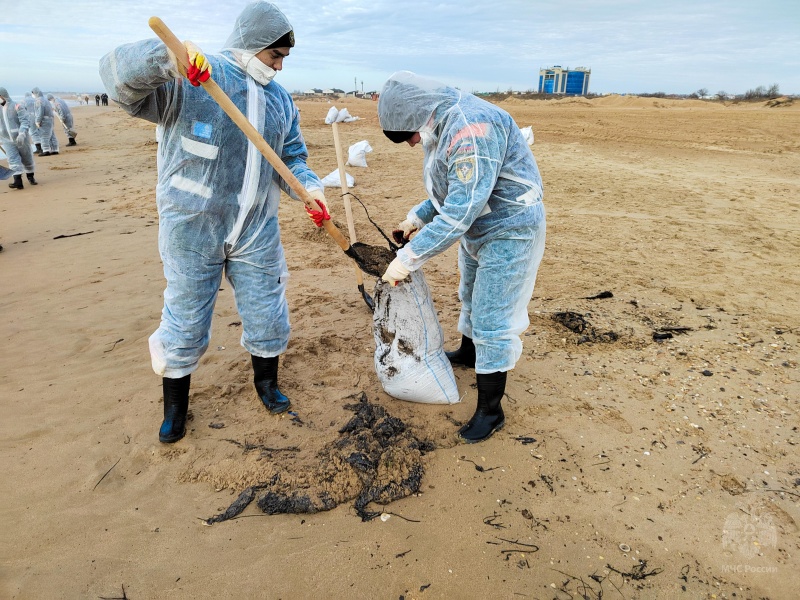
538, 66, 591, 95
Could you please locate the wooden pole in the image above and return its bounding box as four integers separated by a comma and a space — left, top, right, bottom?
330, 121, 365, 288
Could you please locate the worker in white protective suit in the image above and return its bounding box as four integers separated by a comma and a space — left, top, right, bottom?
0, 87, 38, 189
47, 94, 78, 146
23, 92, 42, 153
378, 71, 546, 444
99, 0, 330, 444
31, 87, 59, 156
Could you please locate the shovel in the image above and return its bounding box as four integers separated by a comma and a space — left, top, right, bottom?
148, 17, 391, 279
329, 115, 374, 310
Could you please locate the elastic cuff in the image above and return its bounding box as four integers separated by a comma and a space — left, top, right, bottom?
160, 363, 198, 379
397, 247, 425, 272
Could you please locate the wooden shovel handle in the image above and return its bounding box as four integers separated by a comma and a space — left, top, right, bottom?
148, 16, 350, 251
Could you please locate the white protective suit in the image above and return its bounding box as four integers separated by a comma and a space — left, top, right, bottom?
31, 87, 58, 153
99, 1, 323, 378
378, 71, 547, 374
47, 94, 78, 140
0, 87, 36, 176
23, 92, 41, 144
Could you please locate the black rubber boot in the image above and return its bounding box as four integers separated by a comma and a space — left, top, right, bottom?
26, 173, 37, 185
458, 371, 507, 444
446, 334, 476, 368
40, 151, 51, 157
35, 143, 43, 155
8, 175, 23, 189
252, 355, 291, 414
159, 375, 190, 443
67, 137, 77, 146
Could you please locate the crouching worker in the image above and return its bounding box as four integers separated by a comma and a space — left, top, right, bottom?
378, 71, 546, 444
0, 87, 38, 189
99, 1, 329, 443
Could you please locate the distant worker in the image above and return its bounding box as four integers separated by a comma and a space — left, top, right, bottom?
101, 93, 109, 106
47, 94, 78, 146
83, 93, 90, 105
31, 87, 59, 156
378, 71, 546, 444
23, 92, 42, 154
0, 87, 38, 189
95, 94, 100, 106
100, 0, 329, 444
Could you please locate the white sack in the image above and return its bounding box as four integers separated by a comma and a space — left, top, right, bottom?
347, 140, 373, 167
320, 169, 355, 188
373, 271, 460, 404
325, 106, 361, 124
324, 106, 339, 124
520, 126, 534, 145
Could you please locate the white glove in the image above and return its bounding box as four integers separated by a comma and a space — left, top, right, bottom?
392, 218, 419, 245
381, 256, 411, 286
16, 132, 27, 145
397, 218, 418, 237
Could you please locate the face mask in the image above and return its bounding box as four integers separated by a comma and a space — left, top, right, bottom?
241, 50, 277, 85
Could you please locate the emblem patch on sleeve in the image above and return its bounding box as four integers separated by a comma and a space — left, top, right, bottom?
455, 156, 476, 183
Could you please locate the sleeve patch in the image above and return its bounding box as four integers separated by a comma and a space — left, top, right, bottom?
454, 156, 476, 183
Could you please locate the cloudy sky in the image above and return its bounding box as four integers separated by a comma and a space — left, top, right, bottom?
1, 0, 798, 97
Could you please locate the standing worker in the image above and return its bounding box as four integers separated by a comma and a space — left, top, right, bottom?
378, 71, 546, 444
47, 94, 78, 146
23, 92, 42, 154
95, 94, 100, 106
100, 0, 330, 444
0, 88, 38, 189
31, 87, 59, 156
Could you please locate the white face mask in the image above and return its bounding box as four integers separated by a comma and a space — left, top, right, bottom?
418, 115, 438, 149
241, 50, 277, 85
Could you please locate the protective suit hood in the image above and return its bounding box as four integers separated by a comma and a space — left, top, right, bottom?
31, 87, 43, 97
47, 94, 55, 101
0, 87, 11, 101
223, 1, 293, 53
378, 71, 460, 134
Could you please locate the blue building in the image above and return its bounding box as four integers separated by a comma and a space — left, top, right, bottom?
538, 66, 591, 95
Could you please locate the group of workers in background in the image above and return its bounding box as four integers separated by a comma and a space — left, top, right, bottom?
0, 87, 82, 190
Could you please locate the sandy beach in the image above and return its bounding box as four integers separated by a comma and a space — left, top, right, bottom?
1, 95, 798, 599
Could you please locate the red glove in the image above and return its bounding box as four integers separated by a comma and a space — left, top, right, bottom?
305, 199, 330, 227
187, 62, 211, 87
184, 42, 211, 87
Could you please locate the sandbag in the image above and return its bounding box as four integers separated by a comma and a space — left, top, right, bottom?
320, 169, 355, 188
520, 126, 534, 145
373, 270, 460, 404
347, 140, 372, 167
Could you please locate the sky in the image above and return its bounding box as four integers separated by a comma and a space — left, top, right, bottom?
1, 0, 798, 98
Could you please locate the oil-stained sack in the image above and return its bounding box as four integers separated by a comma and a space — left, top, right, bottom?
373, 270, 460, 404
